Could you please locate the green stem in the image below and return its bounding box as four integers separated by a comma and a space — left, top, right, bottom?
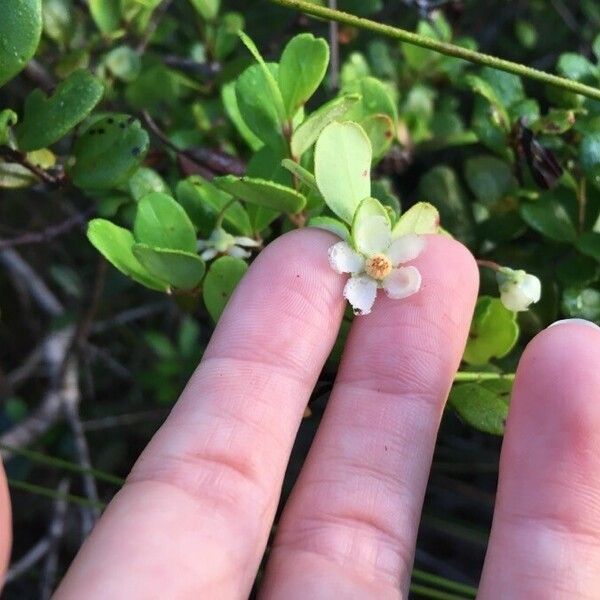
454, 371, 515, 382
409, 583, 471, 600
8, 478, 107, 511
412, 569, 477, 598
0, 442, 125, 486
269, 0, 600, 102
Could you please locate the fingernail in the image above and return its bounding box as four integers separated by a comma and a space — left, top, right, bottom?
547, 318, 600, 330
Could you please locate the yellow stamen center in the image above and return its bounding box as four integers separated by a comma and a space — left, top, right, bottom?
365, 253, 392, 280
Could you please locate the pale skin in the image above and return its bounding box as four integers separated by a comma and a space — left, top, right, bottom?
1, 230, 600, 598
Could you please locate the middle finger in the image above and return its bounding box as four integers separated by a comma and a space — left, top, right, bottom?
262, 236, 479, 598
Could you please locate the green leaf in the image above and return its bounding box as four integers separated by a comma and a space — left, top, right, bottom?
361, 114, 394, 160
189, 0, 220, 20
479, 67, 525, 108
213, 175, 306, 213
449, 383, 509, 436
221, 81, 262, 151
104, 45, 141, 82
392, 202, 440, 237
577, 232, 600, 262
70, 114, 149, 190
238, 31, 286, 125
520, 198, 577, 243
463, 74, 509, 130
314, 121, 372, 224
203, 256, 248, 321
87, 219, 166, 291
281, 159, 320, 195
463, 297, 519, 365
556, 253, 599, 287
308, 216, 350, 241
0, 148, 55, 189
134, 192, 197, 253
0, 0, 42, 87
343, 76, 398, 125
532, 109, 577, 135
464, 156, 515, 206
235, 63, 284, 149
418, 166, 475, 245
278, 33, 329, 119
562, 287, 600, 321
214, 12, 244, 61
16, 70, 103, 151
176, 176, 252, 237
128, 167, 170, 202
0, 109, 18, 145
132, 244, 205, 290
580, 132, 600, 186
557, 53, 598, 83
291, 94, 361, 159
89, 0, 121, 34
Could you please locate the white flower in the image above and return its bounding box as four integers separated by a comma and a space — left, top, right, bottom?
496, 268, 541, 312
197, 227, 260, 261
328, 213, 425, 316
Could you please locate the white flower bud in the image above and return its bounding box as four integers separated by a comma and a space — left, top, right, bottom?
497, 268, 541, 312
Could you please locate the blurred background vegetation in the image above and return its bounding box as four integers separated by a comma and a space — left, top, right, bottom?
2, 0, 600, 597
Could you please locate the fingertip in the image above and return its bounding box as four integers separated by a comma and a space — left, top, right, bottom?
0, 458, 11, 579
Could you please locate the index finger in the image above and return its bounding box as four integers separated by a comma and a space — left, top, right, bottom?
55, 229, 345, 599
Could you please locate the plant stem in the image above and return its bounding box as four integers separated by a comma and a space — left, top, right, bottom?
8, 478, 107, 511
409, 583, 471, 600
454, 371, 515, 382
412, 569, 477, 597
476, 259, 501, 272
269, 0, 600, 102
0, 443, 124, 486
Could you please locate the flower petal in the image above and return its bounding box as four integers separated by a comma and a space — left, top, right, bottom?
328, 241, 365, 274
234, 236, 261, 248
386, 234, 426, 266
522, 274, 542, 303
200, 248, 218, 261
227, 246, 251, 259
382, 266, 422, 299
344, 275, 378, 316
354, 215, 392, 256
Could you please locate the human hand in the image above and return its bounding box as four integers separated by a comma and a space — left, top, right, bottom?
1, 230, 599, 598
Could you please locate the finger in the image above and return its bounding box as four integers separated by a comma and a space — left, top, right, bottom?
262, 236, 479, 598
56, 229, 345, 599
0, 458, 11, 583
479, 320, 600, 598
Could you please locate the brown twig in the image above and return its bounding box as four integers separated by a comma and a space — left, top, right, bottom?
142, 111, 245, 178
0, 147, 60, 186
136, 0, 174, 53
0, 210, 91, 251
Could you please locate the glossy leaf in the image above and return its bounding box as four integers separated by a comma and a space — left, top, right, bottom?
314, 121, 372, 224
87, 219, 167, 291
278, 33, 329, 119
70, 114, 149, 190
128, 167, 170, 202
0, 109, 17, 145
520, 198, 577, 243
221, 81, 262, 151
213, 175, 306, 213
105, 45, 141, 82
392, 202, 440, 237
449, 383, 509, 436
562, 287, 600, 321
189, 0, 220, 20
175, 175, 252, 237
463, 296, 519, 365
361, 114, 395, 160
281, 159, 320, 195
464, 156, 515, 206
214, 12, 244, 61
133, 244, 205, 290
291, 94, 361, 159
134, 192, 197, 253
16, 70, 103, 151
577, 232, 600, 262
235, 63, 284, 149
0, 0, 42, 87
89, 0, 121, 34
203, 256, 248, 321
